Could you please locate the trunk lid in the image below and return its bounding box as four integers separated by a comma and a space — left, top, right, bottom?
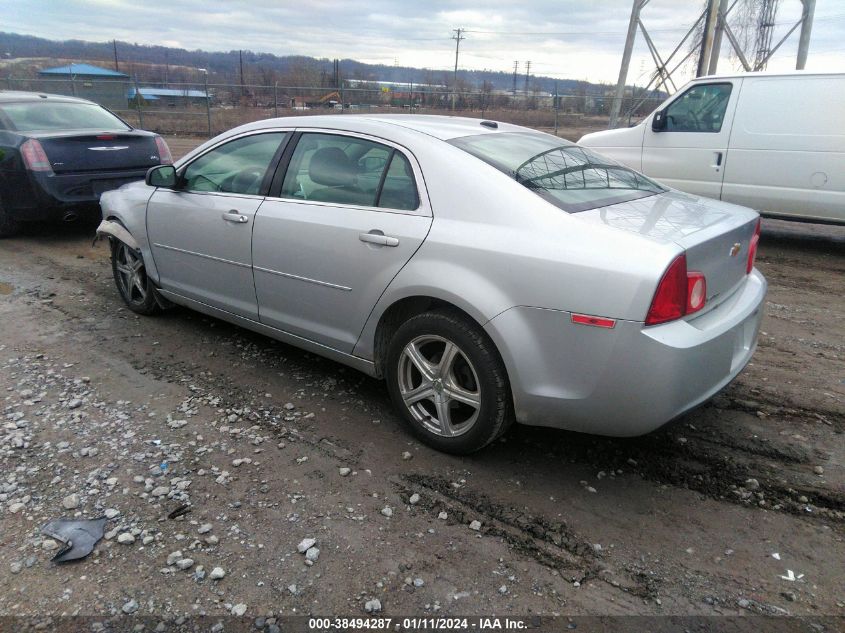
31, 131, 161, 173
575, 190, 759, 310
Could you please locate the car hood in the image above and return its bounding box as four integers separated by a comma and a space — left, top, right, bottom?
578, 125, 643, 146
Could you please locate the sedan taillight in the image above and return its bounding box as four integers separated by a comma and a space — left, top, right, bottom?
20, 139, 53, 174
747, 218, 761, 274
154, 136, 173, 165
645, 254, 707, 326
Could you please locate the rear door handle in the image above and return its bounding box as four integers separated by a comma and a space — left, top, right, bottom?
222, 210, 249, 224
359, 231, 399, 247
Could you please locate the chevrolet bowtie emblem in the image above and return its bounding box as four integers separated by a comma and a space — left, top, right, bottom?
730, 242, 742, 257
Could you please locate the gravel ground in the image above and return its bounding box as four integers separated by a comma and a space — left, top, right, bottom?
0, 141, 843, 626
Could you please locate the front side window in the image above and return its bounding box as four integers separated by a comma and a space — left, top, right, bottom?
182, 132, 286, 195
0, 101, 130, 132
450, 132, 665, 213
280, 133, 418, 210
664, 83, 732, 133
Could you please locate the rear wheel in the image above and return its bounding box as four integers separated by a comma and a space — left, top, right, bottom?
0, 198, 22, 238
386, 310, 513, 454
111, 240, 159, 315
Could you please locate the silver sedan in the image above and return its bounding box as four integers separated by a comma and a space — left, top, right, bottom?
98, 115, 766, 454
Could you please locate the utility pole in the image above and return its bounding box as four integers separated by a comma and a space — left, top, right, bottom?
707, 0, 730, 75
451, 28, 465, 110
609, 0, 643, 129
697, 0, 720, 77
797, 0, 815, 69
239, 49, 245, 98
112, 40, 119, 72
511, 60, 519, 96
523, 60, 531, 95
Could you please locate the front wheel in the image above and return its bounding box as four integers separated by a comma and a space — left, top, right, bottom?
385, 310, 513, 454
111, 240, 159, 315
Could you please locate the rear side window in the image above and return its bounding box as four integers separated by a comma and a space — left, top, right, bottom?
664, 83, 732, 133
450, 132, 665, 213
280, 133, 418, 210
0, 102, 130, 132
378, 152, 419, 211
182, 132, 286, 195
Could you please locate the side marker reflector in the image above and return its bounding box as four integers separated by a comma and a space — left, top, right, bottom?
571, 313, 616, 329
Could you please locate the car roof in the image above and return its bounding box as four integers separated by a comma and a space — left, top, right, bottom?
693, 70, 844, 81
0, 90, 97, 105
238, 113, 535, 142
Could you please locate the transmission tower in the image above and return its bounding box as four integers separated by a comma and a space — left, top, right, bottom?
754, 0, 780, 69
609, 0, 816, 128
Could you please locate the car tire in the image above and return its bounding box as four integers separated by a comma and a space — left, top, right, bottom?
385, 310, 513, 454
111, 239, 160, 316
0, 198, 22, 238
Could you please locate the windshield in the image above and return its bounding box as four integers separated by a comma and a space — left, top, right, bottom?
449, 132, 665, 213
0, 101, 130, 133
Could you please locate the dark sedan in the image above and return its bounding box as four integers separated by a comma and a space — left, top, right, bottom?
0, 91, 171, 237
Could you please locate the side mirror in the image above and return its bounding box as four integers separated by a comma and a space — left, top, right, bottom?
652, 109, 668, 132
146, 164, 177, 188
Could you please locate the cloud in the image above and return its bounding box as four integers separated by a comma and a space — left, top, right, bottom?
4, 0, 843, 83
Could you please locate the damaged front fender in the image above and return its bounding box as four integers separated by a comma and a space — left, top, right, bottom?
94, 220, 140, 251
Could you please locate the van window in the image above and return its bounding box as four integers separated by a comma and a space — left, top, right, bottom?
664, 83, 732, 133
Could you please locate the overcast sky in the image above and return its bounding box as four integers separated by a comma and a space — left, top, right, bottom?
5, 0, 844, 84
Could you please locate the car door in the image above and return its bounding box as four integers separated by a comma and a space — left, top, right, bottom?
642, 81, 740, 200
147, 131, 288, 320
252, 131, 432, 353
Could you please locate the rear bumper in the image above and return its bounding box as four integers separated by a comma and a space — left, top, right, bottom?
484, 269, 767, 436
3, 170, 147, 221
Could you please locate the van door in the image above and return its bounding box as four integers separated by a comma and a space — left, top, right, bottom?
642, 81, 740, 200
722, 74, 845, 223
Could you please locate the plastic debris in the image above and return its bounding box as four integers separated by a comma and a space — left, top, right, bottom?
780, 570, 804, 582
40, 517, 108, 563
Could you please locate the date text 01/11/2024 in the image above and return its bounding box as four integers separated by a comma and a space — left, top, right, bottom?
307, 617, 528, 630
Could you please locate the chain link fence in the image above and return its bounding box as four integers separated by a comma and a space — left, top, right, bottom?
3, 76, 665, 140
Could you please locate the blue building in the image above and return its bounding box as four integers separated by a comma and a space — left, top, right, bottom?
128, 87, 209, 108
38, 63, 129, 109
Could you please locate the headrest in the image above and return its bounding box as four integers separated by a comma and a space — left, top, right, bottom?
309, 147, 355, 187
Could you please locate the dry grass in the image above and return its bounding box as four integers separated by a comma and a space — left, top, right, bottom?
119, 105, 619, 143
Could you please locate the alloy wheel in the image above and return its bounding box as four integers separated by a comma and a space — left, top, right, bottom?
114, 242, 149, 304
397, 334, 482, 437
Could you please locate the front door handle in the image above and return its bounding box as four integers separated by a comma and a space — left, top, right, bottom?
712, 151, 723, 170
222, 210, 249, 224
359, 231, 399, 247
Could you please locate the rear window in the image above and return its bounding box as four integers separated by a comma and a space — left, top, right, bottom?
0, 101, 130, 133
449, 132, 665, 213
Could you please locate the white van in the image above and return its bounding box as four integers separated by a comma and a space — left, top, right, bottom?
579, 72, 845, 224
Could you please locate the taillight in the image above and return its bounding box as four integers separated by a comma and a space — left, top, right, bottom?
645, 254, 707, 326
746, 218, 761, 274
154, 136, 173, 165
20, 139, 53, 173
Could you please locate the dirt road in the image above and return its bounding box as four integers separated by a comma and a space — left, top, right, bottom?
1, 200, 843, 625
